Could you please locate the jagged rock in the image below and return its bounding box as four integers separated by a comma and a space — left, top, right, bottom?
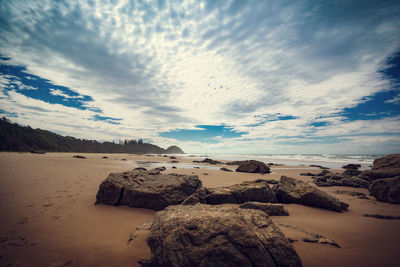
95, 169, 202, 210
239, 202, 289, 216
73, 155, 86, 159
142, 204, 302, 267
182, 188, 208, 205
313, 173, 370, 188
369, 176, 400, 204
273, 176, 349, 212
236, 160, 271, 174
193, 158, 222, 165
334, 190, 369, 199
220, 167, 233, 172
360, 154, 400, 181
206, 179, 277, 204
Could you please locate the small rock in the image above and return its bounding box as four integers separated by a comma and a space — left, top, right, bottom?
73, 155, 86, 159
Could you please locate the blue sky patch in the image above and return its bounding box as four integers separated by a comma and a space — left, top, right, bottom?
91, 115, 122, 125
159, 125, 247, 143
246, 114, 297, 127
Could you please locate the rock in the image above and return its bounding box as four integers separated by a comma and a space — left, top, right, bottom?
334, 190, 369, 199
193, 158, 221, 165
102, 156, 108, 159
206, 179, 277, 205
236, 160, 271, 174
342, 164, 361, 169
134, 167, 147, 171
30, 150, 46, 154
239, 202, 289, 216
165, 145, 184, 154
360, 154, 400, 181
273, 176, 349, 212
171, 166, 177, 169
142, 204, 302, 267
95, 169, 202, 210
169, 156, 177, 159
154, 166, 166, 171
121, 158, 127, 161
194, 166, 200, 169
73, 155, 86, 159
220, 167, 233, 172
363, 214, 400, 220
170, 160, 179, 163
369, 176, 400, 204
226, 160, 243, 165
182, 188, 208, 205
313, 173, 370, 188
342, 169, 362, 176
300, 172, 316, 176
309, 164, 329, 169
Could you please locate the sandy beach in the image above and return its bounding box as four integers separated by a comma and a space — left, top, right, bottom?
1, 152, 400, 266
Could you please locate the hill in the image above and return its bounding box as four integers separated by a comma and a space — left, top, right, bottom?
0, 117, 184, 154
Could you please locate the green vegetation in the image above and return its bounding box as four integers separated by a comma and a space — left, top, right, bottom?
0, 117, 184, 154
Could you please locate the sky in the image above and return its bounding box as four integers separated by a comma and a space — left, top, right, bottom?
1, 0, 400, 154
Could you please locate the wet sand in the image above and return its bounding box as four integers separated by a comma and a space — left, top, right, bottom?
0, 152, 399, 266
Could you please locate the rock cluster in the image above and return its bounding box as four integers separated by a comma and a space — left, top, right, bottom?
141, 204, 302, 267
312, 171, 370, 188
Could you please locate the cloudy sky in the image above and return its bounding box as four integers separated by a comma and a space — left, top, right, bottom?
1, 0, 400, 154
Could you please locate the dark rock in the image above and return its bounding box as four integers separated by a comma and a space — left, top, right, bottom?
309, 164, 329, 169
313, 173, 370, 188
369, 176, 400, 204
121, 158, 127, 161
170, 160, 179, 163
265, 179, 279, 185
30, 150, 46, 154
193, 158, 221, 165
225, 160, 243, 165
206, 179, 277, 205
102, 156, 108, 159
236, 160, 271, 174
73, 155, 86, 159
142, 204, 302, 267
220, 167, 233, 172
194, 166, 200, 169
182, 188, 208, 205
363, 214, 400, 220
273, 176, 349, 212
239, 202, 289, 216
95, 169, 202, 210
342, 169, 362, 176
334, 190, 369, 199
372, 154, 400, 169
169, 156, 177, 159
342, 164, 361, 169
171, 166, 177, 169
154, 166, 166, 171
134, 167, 147, 171
300, 172, 316, 176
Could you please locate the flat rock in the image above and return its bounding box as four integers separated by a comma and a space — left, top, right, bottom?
236, 160, 271, 174
360, 154, 400, 181
142, 204, 302, 267
369, 176, 400, 204
95, 169, 202, 210
273, 176, 349, 212
219, 167, 233, 172
206, 179, 277, 204
239, 202, 289, 216
313, 173, 370, 188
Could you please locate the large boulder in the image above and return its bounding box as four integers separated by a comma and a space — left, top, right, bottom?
274, 176, 349, 212
360, 154, 400, 181
142, 204, 302, 267
206, 179, 277, 205
369, 176, 400, 204
95, 169, 202, 210
236, 160, 271, 174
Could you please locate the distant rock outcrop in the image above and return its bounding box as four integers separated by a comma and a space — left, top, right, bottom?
236, 160, 271, 174
165, 145, 185, 154
273, 176, 349, 212
206, 179, 277, 205
141, 204, 302, 267
95, 169, 202, 210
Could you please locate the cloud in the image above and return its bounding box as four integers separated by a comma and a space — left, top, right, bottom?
0, 0, 399, 153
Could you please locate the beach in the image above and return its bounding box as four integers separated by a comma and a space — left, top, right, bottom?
1, 152, 400, 266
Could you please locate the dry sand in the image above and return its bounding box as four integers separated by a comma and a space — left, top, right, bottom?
0, 152, 399, 266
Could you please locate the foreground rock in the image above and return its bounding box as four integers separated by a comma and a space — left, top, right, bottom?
95, 169, 202, 210
360, 154, 400, 181
369, 176, 400, 204
236, 160, 271, 174
240, 202, 289, 216
206, 179, 277, 204
273, 176, 349, 212
141, 204, 302, 267
312, 171, 370, 188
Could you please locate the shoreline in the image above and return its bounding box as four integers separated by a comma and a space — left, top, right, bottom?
0, 152, 399, 266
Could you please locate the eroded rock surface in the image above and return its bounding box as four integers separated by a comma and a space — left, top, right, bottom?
95, 169, 202, 210
273, 176, 349, 212
239, 202, 289, 216
360, 154, 400, 181
206, 179, 277, 204
369, 176, 400, 204
142, 204, 302, 267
